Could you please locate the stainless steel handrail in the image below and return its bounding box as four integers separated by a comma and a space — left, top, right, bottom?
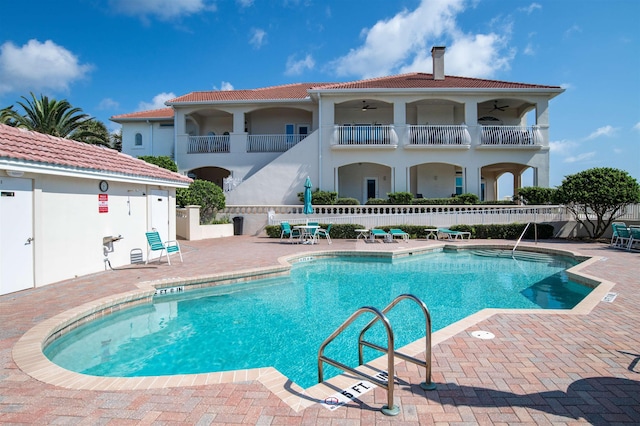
357, 294, 437, 391
317, 294, 436, 416
317, 306, 399, 416
512, 222, 537, 256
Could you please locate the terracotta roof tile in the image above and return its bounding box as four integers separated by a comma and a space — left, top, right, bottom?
110, 107, 174, 120
0, 124, 192, 185
167, 82, 335, 103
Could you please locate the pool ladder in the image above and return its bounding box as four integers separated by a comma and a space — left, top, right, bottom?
317, 294, 436, 416
512, 222, 538, 256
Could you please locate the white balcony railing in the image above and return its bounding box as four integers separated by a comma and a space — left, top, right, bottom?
334, 125, 396, 145
407, 125, 470, 146
480, 125, 541, 146
247, 134, 305, 152
187, 135, 230, 153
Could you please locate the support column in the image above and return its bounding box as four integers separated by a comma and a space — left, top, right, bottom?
464, 167, 481, 197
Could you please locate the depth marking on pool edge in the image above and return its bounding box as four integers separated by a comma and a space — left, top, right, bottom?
321, 371, 389, 411
155, 286, 184, 295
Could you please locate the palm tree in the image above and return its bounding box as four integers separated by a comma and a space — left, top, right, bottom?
2, 93, 109, 146
69, 119, 111, 147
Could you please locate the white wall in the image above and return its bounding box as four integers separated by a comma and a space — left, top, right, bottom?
29, 174, 178, 286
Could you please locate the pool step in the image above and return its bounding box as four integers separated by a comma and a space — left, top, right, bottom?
470, 249, 557, 263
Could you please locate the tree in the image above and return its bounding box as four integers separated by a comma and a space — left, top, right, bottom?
1, 93, 109, 145
138, 156, 178, 172
554, 167, 640, 239
70, 119, 111, 147
111, 129, 122, 152
516, 186, 556, 205
176, 180, 226, 224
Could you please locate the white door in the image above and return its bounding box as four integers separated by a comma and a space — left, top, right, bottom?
0, 177, 34, 295
150, 190, 169, 241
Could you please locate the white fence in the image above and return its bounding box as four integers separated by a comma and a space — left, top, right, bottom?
220, 203, 640, 236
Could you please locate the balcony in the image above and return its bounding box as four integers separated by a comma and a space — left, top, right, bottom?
187, 135, 230, 153
247, 134, 305, 153
407, 125, 470, 146
480, 125, 541, 146
332, 125, 398, 148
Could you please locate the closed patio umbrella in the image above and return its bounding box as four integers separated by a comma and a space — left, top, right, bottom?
303, 177, 313, 214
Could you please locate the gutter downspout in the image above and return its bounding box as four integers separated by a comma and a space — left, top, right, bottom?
147, 120, 154, 156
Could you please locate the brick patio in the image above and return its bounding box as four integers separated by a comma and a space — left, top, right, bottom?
1, 236, 639, 425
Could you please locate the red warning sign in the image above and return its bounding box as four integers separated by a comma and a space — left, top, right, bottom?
98, 193, 108, 213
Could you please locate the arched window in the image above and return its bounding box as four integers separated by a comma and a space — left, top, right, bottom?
134, 133, 142, 146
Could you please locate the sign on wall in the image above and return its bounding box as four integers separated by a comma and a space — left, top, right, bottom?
98, 193, 108, 213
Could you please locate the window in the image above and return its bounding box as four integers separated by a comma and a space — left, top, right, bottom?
134, 133, 142, 146
455, 172, 463, 195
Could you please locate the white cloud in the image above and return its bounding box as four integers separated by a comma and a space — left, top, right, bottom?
564, 24, 582, 38
138, 92, 176, 110
98, 98, 120, 110
249, 28, 267, 49
328, 0, 513, 79
633, 122, 640, 132
564, 152, 596, 163
0, 39, 93, 95
518, 3, 542, 14
236, 0, 254, 7
584, 125, 617, 140
109, 0, 215, 21
213, 81, 234, 91
549, 139, 577, 155
285, 54, 315, 76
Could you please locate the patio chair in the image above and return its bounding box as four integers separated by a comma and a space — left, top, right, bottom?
370, 228, 391, 242
145, 231, 183, 265
280, 222, 301, 244
437, 228, 471, 240
389, 228, 409, 243
611, 223, 631, 249
610, 222, 627, 247
316, 223, 332, 244
626, 226, 640, 251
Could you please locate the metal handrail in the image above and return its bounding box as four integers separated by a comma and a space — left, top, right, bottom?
317, 294, 436, 416
512, 222, 537, 256
318, 306, 399, 416
358, 294, 436, 391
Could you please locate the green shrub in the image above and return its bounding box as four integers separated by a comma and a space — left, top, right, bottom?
176, 180, 226, 224
516, 187, 556, 205
297, 189, 338, 205
387, 192, 413, 205
335, 197, 360, 205
365, 198, 387, 205
138, 155, 178, 172
454, 193, 480, 204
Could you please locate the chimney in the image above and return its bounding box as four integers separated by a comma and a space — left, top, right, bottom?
431, 46, 445, 80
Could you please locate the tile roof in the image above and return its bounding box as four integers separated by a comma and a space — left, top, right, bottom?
110, 107, 174, 121
311, 72, 563, 90
0, 124, 192, 185
166, 82, 334, 104
110, 73, 562, 120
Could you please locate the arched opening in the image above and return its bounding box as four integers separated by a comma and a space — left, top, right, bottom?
187, 166, 231, 189
337, 162, 391, 204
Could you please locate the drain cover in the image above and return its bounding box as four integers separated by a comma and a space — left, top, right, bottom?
470, 330, 495, 339
602, 292, 618, 303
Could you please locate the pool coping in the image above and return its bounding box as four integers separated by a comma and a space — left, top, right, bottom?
12, 243, 615, 413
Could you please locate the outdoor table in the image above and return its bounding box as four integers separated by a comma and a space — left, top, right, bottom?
294, 225, 319, 244
355, 229, 370, 241
424, 229, 438, 240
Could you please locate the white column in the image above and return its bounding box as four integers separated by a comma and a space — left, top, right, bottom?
464, 101, 479, 145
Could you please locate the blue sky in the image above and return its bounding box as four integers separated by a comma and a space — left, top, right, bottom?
1, 0, 638, 195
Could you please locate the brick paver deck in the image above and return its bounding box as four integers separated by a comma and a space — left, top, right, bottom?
1, 236, 639, 425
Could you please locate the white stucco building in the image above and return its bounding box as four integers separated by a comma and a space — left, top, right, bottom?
112, 47, 563, 205
0, 124, 192, 295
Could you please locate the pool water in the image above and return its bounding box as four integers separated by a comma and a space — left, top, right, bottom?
44, 250, 590, 389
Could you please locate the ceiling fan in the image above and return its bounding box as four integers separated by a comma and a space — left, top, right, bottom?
361, 100, 377, 111
490, 101, 509, 112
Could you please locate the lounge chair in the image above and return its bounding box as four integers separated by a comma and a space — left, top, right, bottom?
389, 228, 409, 243
437, 228, 471, 240
316, 223, 332, 244
280, 222, 301, 244
145, 231, 183, 265
370, 228, 391, 242
610, 222, 627, 247
626, 226, 640, 251
611, 223, 631, 249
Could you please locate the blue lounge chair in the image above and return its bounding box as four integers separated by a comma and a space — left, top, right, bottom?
370, 228, 391, 242
625, 226, 640, 251
437, 228, 471, 240
389, 228, 409, 243
280, 221, 301, 243
316, 223, 332, 244
611, 223, 631, 249
145, 231, 182, 265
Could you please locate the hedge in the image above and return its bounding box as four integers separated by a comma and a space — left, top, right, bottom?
265, 222, 554, 240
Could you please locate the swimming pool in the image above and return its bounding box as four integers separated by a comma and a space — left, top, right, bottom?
44, 249, 591, 389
